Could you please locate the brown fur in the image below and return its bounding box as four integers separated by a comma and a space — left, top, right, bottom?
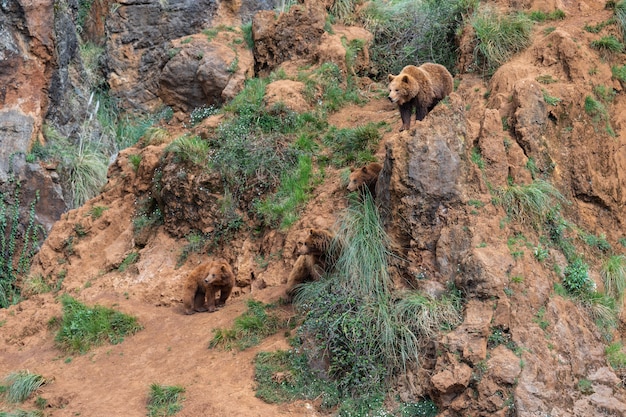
182, 259, 235, 315
347, 162, 382, 195
388, 63, 453, 131
285, 228, 335, 301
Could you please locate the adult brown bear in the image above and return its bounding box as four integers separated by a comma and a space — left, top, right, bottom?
182, 259, 235, 314
388, 63, 453, 131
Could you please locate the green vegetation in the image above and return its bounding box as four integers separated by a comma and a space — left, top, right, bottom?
602, 255, 626, 303
563, 257, 593, 296
590, 35, 625, 54
52, 294, 142, 354
497, 180, 565, 228
186, 105, 219, 127
0, 175, 45, 308
470, 6, 533, 74
542, 89, 561, 106
147, 384, 185, 417
209, 300, 287, 351
605, 341, 626, 369
362, 0, 471, 76
88, 205, 108, 219
268, 194, 463, 414
322, 122, 383, 166
164, 135, 210, 167
118, 251, 139, 272
0, 371, 46, 403
614, 0, 626, 41
527, 9, 566, 21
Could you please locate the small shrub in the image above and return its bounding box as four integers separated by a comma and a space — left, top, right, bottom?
581, 232, 611, 252
397, 399, 439, 417
147, 384, 185, 417
470, 147, 485, 169
563, 257, 593, 296
128, 154, 141, 172
186, 105, 218, 127
615, 0, 626, 41
577, 378, 593, 394
1, 371, 46, 403
322, 122, 382, 166
533, 306, 549, 330
612, 64, 626, 85
53, 294, 142, 354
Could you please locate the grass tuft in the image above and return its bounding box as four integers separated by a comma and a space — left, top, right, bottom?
602, 255, 626, 304
53, 294, 142, 354
497, 180, 565, 228
1, 371, 46, 403
147, 384, 185, 417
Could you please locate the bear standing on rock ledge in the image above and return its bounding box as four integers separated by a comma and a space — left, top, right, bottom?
388, 63, 454, 131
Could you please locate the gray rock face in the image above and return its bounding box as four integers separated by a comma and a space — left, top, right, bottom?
0, 110, 34, 182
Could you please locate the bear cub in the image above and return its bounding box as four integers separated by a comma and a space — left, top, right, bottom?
285, 228, 336, 302
388, 62, 453, 131
182, 259, 235, 314
347, 162, 382, 196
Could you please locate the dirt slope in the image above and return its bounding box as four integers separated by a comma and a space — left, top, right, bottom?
0, 97, 399, 417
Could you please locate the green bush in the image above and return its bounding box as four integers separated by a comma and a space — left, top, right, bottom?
616, 0, 626, 41
147, 384, 185, 417
470, 7, 533, 74
322, 122, 383, 166
164, 135, 210, 167
53, 294, 142, 354
563, 257, 593, 296
590, 35, 625, 53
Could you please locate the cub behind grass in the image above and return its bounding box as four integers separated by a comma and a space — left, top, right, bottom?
388, 62, 453, 131
347, 162, 382, 197
285, 228, 337, 302
182, 259, 235, 314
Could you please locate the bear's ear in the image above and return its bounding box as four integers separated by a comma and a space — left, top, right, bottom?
401, 74, 410, 84
388, 74, 395, 82
361, 166, 369, 173
309, 228, 315, 235
220, 264, 228, 273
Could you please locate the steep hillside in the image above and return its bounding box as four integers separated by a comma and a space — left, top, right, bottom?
2, 1, 626, 417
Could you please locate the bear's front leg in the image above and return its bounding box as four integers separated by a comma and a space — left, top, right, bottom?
205, 286, 218, 312
399, 102, 413, 131
216, 284, 233, 308
193, 288, 208, 313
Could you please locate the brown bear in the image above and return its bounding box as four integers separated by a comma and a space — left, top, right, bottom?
182, 259, 235, 314
285, 228, 336, 302
347, 162, 383, 196
388, 62, 454, 131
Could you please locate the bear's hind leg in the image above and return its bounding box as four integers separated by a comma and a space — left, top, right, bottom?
216, 284, 233, 308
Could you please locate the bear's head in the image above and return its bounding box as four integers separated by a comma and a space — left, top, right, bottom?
297, 228, 334, 256
205, 261, 230, 285
347, 164, 381, 192
388, 73, 414, 106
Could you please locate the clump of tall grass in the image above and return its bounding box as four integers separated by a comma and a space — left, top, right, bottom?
52, 294, 142, 354
293, 193, 462, 407
164, 134, 210, 167
322, 122, 383, 166
470, 6, 533, 74
1, 371, 46, 403
497, 180, 565, 228
602, 255, 626, 304
590, 35, 625, 54
146, 383, 185, 417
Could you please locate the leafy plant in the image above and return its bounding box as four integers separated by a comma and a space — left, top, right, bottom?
542, 89, 561, 106
0, 176, 45, 308
577, 378, 593, 394
88, 205, 108, 219
128, 154, 142, 172
186, 105, 218, 127
53, 294, 142, 354
209, 300, 287, 351
147, 384, 185, 417
563, 257, 593, 296
1, 371, 46, 403
470, 6, 533, 74
470, 147, 485, 169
